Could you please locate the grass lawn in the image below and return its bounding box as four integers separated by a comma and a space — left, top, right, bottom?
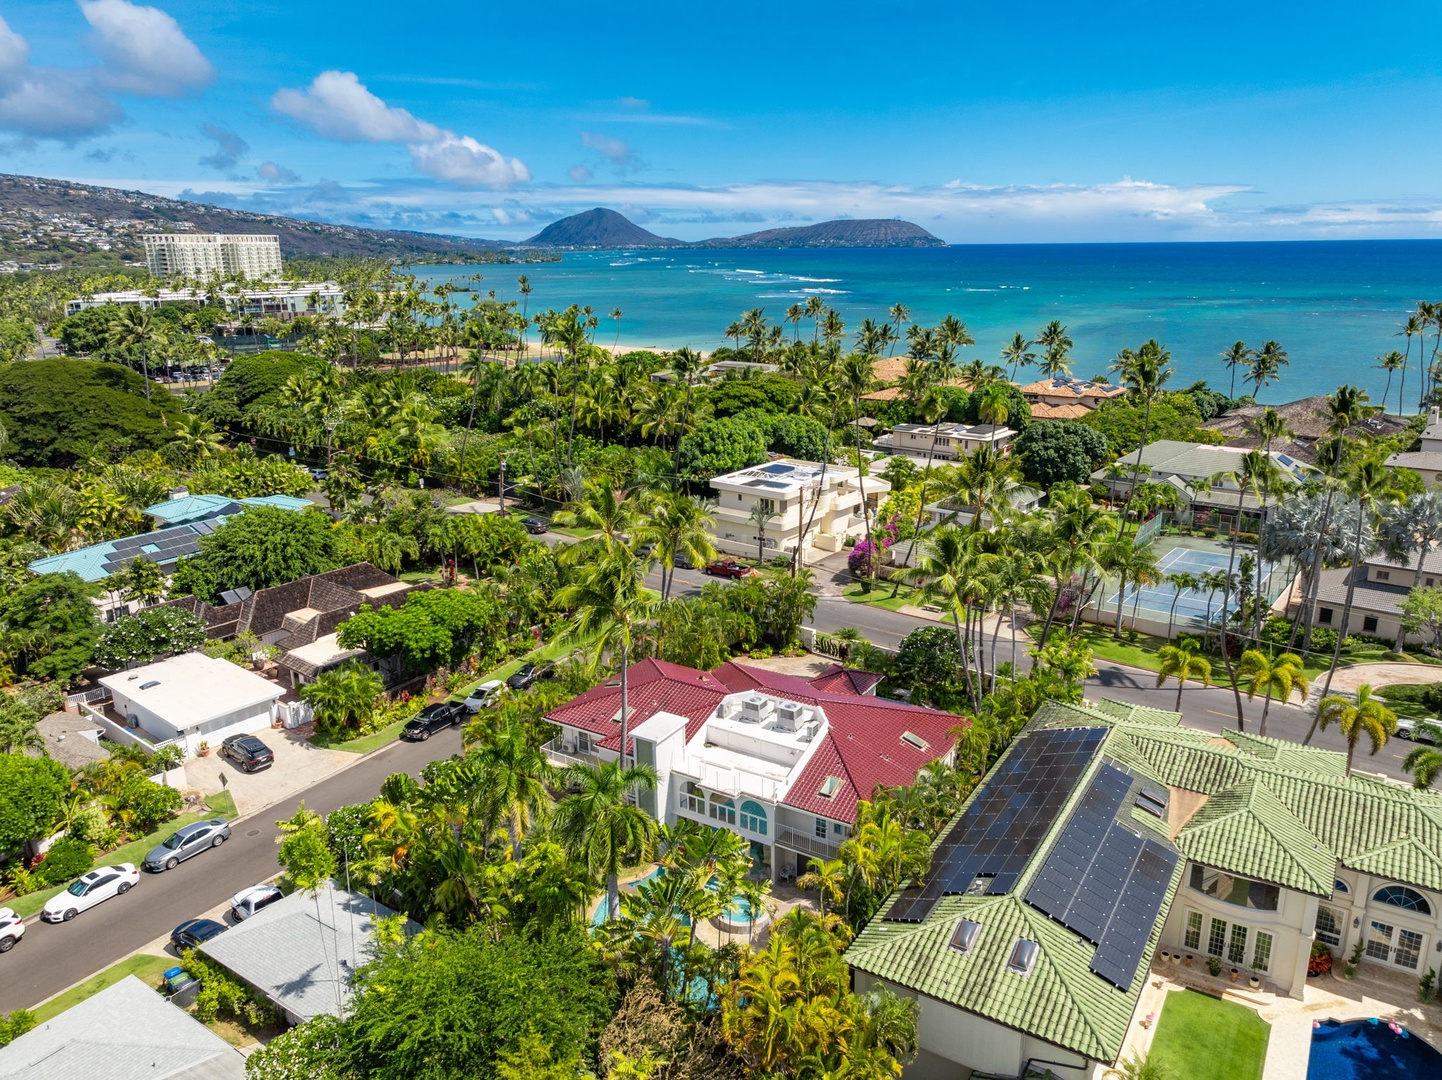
1149, 989, 1270, 1080
32, 952, 174, 1020
312, 716, 410, 754
398, 568, 443, 584
550, 525, 598, 539
843, 580, 922, 612
9, 813, 212, 918
204, 790, 237, 818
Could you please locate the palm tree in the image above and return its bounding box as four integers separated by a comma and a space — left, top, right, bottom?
1235, 649, 1308, 736
1210, 449, 1276, 724
892, 524, 988, 709
107, 305, 161, 400
298, 661, 383, 736
1220, 340, 1249, 398
1000, 332, 1035, 383
1314, 686, 1398, 774
748, 500, 781, 565
1403, 728, 1442, 789
470, 721, 555, 858
1398, 312, 1424, 412
1163, 571, 1200, 639
633, 491, 716, 600
1116, 1052, 1175, 1080
838, 351, 878, 553
1035, 320, 1073, 379
1376, 350, 1407, 415
555, 551, 656, 767
1156, 644, 1211, 710
668, 346, 705, 482
1110, 339, 1173, 535
554, 760, 658, 922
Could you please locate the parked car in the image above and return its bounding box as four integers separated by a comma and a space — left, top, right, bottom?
1396, 717, 1441, 744
143, 818, 231, 873
521, 516, 550, 535
506, 662, 555, 691
0, 907, 24, 952
41, 864, 140, 922
219, 734, 274, 772
703, 559, 754, 579
171, 918, 228, 950
231, 884, 284, 922
400, 702, 466, 741
462, 680, 507, 713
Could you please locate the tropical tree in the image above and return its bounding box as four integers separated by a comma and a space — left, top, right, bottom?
1219, 340, 1249, 398
297, 661, 384, 737
1376, 350, 1407, 415
1403, 725, 1442, 789
470, 721, 555, 858
1109, 339, 1173, 535
747, 500, 780, 565
106, 305, 161, 400
1234, 650, 1308, 737
1163, 571, 1200, 639
633, 491, 716, 600
553, 760, 657, 922
1155, 644, 1211, 710
1314, 685, 1398, 774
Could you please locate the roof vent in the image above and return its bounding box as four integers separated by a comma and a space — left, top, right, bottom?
1135, 789, 1169, 819
949, 919, 982, 956
965, 874, 993, 896
1006, 938, 1040, 976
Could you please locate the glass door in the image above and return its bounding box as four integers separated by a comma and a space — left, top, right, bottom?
1365, 920, 1428, 970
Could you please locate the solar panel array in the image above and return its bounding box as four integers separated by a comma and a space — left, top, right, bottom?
1023, 763, 1180, 991
884, 726, 1107, 924
98, 516, 231, 575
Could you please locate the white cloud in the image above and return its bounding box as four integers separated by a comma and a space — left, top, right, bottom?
581, 131, 636, 167
408, 133, 528, 187
272, 70, 439, 143
568, 164, 594, 183
256, 160, 300, 184
272, 70, 528, 189
80, 0, 213, 96
617, 96, 648, 109
0, 67, 119, 140
0, 17, 30, 91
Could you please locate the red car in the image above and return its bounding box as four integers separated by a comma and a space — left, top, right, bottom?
703, 560, 754, 579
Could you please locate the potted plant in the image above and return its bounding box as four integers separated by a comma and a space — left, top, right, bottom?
1229, 967, 1240, 983
196, 740, 210, 757
1249, 974, 1261, 989
1206, 956, 1223, 977
1184, 954, 1194, 967
1308, 941, 1333, 977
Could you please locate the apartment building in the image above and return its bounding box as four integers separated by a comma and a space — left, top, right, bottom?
707, 458, 889, 561
63, 282, 345, 319
870, 421, 1015, 463
144, 233, 282, 278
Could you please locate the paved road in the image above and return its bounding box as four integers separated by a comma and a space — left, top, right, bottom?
0, 726, 466, 1015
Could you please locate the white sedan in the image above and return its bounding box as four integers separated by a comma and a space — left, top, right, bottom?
0, 907, 24, 952
41, 863, 140, 922
462, 680, 507, 713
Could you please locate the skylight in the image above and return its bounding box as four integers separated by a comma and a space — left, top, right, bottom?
1006, 938, 1039, 976
818, 776, 843, 799
900, 731, 928, 752
949, 919, 981, 956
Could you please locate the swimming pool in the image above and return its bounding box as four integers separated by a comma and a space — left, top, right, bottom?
618, 867, 767, 929
1307, 1018, 1442, 1079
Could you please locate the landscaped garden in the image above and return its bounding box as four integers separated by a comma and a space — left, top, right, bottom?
1148, 989, 1270, 1080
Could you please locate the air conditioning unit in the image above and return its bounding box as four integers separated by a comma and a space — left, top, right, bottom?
739, 693, 771, 722
775, 701, 806, 731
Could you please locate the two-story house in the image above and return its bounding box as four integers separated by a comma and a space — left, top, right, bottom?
1092, 440, 1313, 515
1387, 406, 1442, 488
544, 659, 957, 882
848, 698, 1442, 1080
707, 458, 889, 562
1306, 545, 1442, 645
1017, 376, 1126, 421
871, 421, 1015, 463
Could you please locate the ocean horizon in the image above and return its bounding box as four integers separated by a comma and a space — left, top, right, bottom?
416, 239, 1442, 409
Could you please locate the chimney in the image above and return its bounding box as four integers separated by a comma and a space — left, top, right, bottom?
1431, 407, 1440, 428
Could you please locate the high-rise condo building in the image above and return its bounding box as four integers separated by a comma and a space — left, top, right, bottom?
143, 233, 282, 278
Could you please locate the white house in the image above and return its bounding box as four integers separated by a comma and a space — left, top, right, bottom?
870, 421, 1015, 463
706, 458, 889, 562
545, 659, 957, 882
1387, 406, 1442, 488
99, 651, 283, 756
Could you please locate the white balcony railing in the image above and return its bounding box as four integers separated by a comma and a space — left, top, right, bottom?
775, 825, 842, 861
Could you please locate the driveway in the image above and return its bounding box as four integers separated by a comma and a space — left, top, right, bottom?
181, 727, 357, 817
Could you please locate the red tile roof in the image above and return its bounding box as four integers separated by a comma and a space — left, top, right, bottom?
546, 659, 961, 824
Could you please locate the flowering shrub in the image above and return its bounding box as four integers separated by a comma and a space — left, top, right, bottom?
847, 516, 903, 579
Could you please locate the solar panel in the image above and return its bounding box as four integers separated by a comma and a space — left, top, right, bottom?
884, 726, 1106, 922
1089, 841, 1180, 991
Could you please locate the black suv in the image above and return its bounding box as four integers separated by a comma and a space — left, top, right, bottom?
400, 702, 466, 741
506, 662, 555, 691
219, 734, 274, 772
521, 516, 550, 535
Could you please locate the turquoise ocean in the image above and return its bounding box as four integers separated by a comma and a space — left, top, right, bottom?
416, 240, 1442, 408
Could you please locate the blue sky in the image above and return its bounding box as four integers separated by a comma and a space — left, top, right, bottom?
1, 0, 1439, 242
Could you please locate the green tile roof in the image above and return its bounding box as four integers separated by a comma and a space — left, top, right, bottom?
847, 697, 1442, 1065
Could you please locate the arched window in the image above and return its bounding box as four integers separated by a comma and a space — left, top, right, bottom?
708, 793, 736, 826
1373, 885, 1431, 915
1334, 879, 1350, 895
740, 800, 768, 836
679, 782, 705, 815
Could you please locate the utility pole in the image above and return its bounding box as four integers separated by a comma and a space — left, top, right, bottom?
498, 459, 507, 515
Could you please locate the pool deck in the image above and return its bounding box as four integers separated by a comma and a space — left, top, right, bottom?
1113, 959, 1442, 1080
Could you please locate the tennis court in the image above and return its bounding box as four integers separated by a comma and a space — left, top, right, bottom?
1105, 542, 1283, 627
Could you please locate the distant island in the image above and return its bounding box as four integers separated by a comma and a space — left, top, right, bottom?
525, 207, 945, 250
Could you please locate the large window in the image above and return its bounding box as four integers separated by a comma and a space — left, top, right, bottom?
1252, 931, 1273, 973
1189, 866, 1280, 911
1315, 905, 1344, 948
739, 800, 767, 836
1373, 885, 1431, 915
708, 793, 736, 826
1184, 911, 1202, 951
1228, 923, 1248, 965
1207, 917, 1227, 957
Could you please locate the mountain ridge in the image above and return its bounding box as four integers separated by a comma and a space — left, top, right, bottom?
525, 208, 945, 250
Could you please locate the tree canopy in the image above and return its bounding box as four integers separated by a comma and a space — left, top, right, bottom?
1014, 421, 1111, 487
677, 417, 768, 487
0, 572, 101, 685
0, 753, 70, 853
169, 506, 342, 602
0, 358, 184, 467
337, 588, 498, 673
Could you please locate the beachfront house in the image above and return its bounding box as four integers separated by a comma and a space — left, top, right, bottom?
847, 698, 1442, 1080
1386, 406, 1442, 488
1017, 376, 1126, 421
706, 458, 888, 563
870, 421, 1015, 463
544, 659, 956, 882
